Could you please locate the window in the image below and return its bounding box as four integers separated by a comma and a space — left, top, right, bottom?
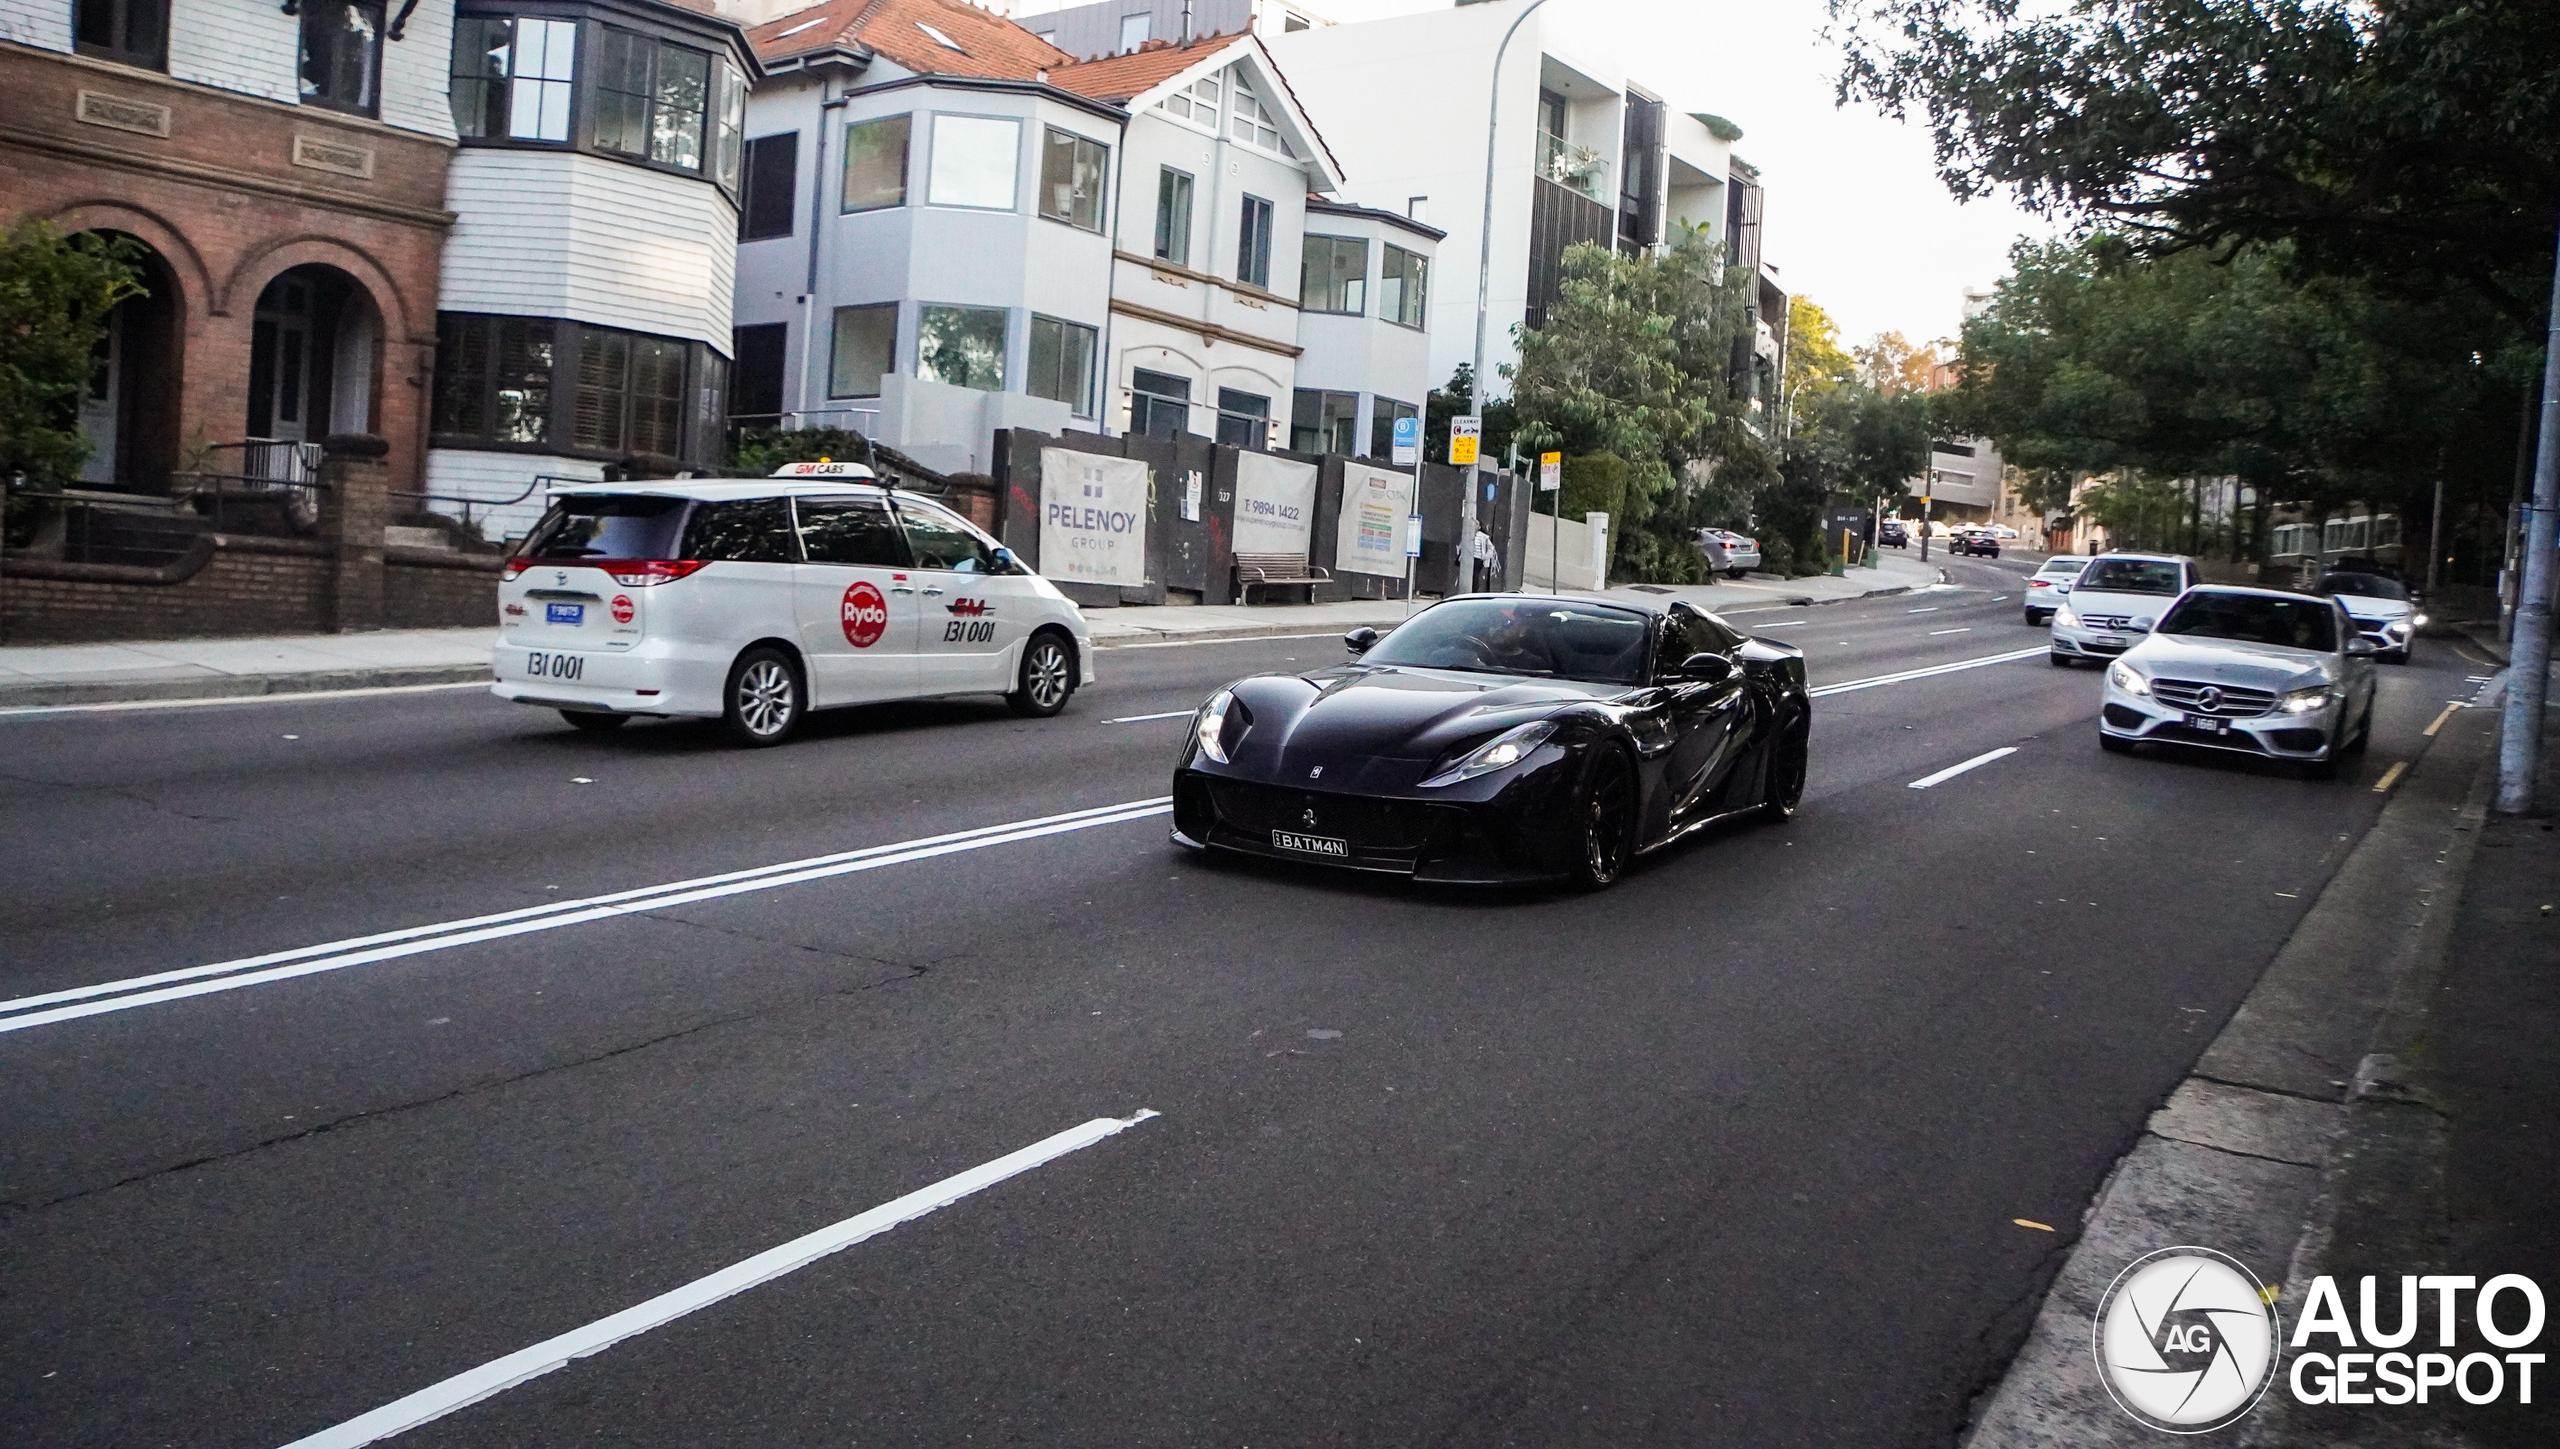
433, 314, 556, 445
1027, 317, 1096, 414
1237, 194, 1273, 290
75, 0, 166, 69
730, 322, 786, 425
829, 304, 896, 399
1131, 368, 1189, 438
682, 498, 798, 563
1217, 388, 1269, 450
1039, 128, 1108, 231
300, 0, 385, 114
1380, 244, 1428, 329
1154, 168, 1193, 264
595, 28, 711, 173
1369, 397, 1416, 460
928, 115, 1019, 210
1290, 389, 1357, 454
1537, 88, 1566, 141
711, 61, 746, 193
630, 337, 687, 458
574, 329, 631, 452
523, 494, 688, 560
1227, 72, 1290, 154
841, 114, 910, 212
899, 502, 998, 572
1160, 72, 1220, 125
918, 305, 1006, 392
452, 17, 577, 142
739, 133, 798, 241
795, 496, 909, 567
1299, 235, 1367, 314
1118, 12, 1150, 50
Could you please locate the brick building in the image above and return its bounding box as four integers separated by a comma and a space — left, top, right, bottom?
0, 0, 460, 499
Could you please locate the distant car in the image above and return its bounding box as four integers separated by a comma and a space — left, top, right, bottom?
1950, 528, 2001, 558
2314, 570, 2419, 663
2050, 552, 2200, 666
1696, 529, 1763, 579
1879, 521, 1910, 549
2098, 585, 2379, 779
1990, 525, 2020, 540
2023, 555, 2090, 625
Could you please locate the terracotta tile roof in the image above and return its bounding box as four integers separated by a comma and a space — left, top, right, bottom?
1045, 32, 1251, 102
750, 0, 1070, 80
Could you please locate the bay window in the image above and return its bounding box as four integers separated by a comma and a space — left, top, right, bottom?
1039, 127, 1108, 232
928, 115, 1021, 210
449, 6, 751, 194
75, 0, 166, 70
432, 312, 724, 466
451, 16, 577, 142
1027, 316, 1096, 414
842, 114, 911, 212
1300, 235, 1367, 314
830, 304, 896, 398
1381, 244, 1429, 329
918, 305, 1006, 392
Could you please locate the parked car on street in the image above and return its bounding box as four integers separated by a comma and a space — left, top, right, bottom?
2023, 555, 2090, 625
2050, 552, 2200, 666
2314, 568, 2420, 663
2096, 585, 2379, 778
1990, 525, 2020, 540
1696, 529, 1764, 578
1950, 528, 2001, 558
1879, 521, 1909, 549
1170, 596, 1811, 888
494, 465, 1095, 746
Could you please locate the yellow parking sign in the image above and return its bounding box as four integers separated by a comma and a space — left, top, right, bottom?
1449, 416, 1481, 467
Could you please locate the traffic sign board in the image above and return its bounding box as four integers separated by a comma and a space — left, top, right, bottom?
1449, 416, 1481, 467
1539, 451, 1561, 492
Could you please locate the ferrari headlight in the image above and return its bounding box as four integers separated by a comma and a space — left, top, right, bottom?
1194, 689, 1236, 763
1420, 720, 1558, 788
2107, 661, 2151, 696
2279, 684, 2335, 714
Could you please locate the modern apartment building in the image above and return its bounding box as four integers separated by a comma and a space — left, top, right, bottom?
0, 0, 457, 497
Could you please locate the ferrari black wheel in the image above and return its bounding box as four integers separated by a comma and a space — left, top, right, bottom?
1756, 718, 1808, 822
1572, 748, 1636, 889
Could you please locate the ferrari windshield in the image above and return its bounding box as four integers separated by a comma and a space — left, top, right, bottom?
2157, 591, 2339, 653
1366, 599, 1651, 683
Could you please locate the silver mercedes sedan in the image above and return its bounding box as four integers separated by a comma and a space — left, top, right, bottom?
2095, 585, 2380, 779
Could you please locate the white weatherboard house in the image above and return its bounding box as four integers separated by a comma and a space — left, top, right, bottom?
1267, 0, 1755, 402
726, 0, 1401, 475
427, 0, 762, 538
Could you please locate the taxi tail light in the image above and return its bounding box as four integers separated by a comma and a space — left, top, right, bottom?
502, 558, 533, 580
604, 559, 709, 587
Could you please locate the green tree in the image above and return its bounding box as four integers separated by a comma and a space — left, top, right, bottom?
0, 221, 143, 507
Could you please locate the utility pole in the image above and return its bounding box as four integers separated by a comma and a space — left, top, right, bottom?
2493, 210, 2560, 815
1463, 0, 1554, 582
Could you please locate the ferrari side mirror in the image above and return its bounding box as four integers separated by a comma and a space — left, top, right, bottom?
1344, 626, 1380, 655
1680, 652, 1736, 684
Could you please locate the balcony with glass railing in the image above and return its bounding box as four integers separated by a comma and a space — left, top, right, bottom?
1535, 130, 1611, 205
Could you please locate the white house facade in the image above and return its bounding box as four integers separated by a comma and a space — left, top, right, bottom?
1289, 198, 1439, 461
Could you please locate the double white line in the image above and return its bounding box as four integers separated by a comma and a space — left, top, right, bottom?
0, 798, 1172, 1037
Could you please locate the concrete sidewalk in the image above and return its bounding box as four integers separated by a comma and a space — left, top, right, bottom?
0, 553, 1938, 709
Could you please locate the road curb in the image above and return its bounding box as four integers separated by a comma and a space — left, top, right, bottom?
0, 663, 492, 711
1960, 687, 2503, 1448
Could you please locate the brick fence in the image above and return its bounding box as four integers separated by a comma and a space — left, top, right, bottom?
0, 435, 499, 645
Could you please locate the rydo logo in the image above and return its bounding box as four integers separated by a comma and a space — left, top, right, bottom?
840, 581, 888, 648
2095, 1247, 2282, 1433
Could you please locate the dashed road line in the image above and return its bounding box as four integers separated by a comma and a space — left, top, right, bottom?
1808, 646, 2047, 698
1908, 746, 2019, 790
2423, 702, 2463, 737
1102, 710, 1196, 724
2372, 761, 2408, 794
1927, 627, 1973, 636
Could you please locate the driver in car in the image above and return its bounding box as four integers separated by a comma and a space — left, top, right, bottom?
1464, 604, 1560, 674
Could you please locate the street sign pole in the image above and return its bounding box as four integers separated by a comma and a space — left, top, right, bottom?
1539, 450, 1562, 593
1449, 416, 1483, 592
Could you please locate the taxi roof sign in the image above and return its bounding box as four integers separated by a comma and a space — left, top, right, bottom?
771, 460, 876, 478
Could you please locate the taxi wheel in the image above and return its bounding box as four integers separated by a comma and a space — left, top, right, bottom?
1008, 631, 1076, 717
560, 710, 629, 733
722, 646, 803, 747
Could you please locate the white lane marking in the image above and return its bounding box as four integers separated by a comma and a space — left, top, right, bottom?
0, 800, 1171, 1034
1808, 647, 2046, 698
0, 682, 487, 719
1908, 747, 2018, 789
1753, 621, 1808, 628
1907, 607, 1940, 613
275, 1110, 1161, 1449
1102, 710, 1196, 724
1103, 631, 1361, 650
1927, 627, 1974, 635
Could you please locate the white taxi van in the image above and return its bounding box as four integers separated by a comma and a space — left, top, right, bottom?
494, 463, 1095, 745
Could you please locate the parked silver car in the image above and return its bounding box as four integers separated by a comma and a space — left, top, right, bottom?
2096, 585, 2379, 779
1695, 529, 1763, 579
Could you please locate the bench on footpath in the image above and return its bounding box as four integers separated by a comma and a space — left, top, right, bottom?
1235, 551, 1330, 603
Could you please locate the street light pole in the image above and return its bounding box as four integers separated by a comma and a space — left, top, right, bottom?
2493, 209, 2560, 815
1462, 0, 1554, 583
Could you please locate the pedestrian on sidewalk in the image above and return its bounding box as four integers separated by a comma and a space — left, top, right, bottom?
1470, 526, 1502, 593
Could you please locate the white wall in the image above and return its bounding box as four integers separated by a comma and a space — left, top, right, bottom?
0, 0, 74, 52
1523, 510, 1606, 591
1293, 209, 1437, 441
423, 449, 606, 543
443, 150, 739, 351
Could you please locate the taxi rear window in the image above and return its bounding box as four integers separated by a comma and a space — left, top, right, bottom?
522, 496, 689, 560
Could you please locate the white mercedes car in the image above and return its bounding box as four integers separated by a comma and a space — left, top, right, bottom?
2314, 568, 2420, 663
2050, 552, 2199, 666
2096, 585, 2379, 778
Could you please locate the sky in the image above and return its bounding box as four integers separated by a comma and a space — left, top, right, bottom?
1314, 0, 2058, 350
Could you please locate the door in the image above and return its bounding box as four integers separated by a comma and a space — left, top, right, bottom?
896, 498, 1034, 695
76, 306, 122, 484
249, 276, 315, 446
1652, 607, 1750, 824
791, 494, 921, 705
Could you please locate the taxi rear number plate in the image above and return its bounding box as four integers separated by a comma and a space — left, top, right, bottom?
1271, 830, 1348, 858
2184, 714, 2231, 734
524, 651, 585, 681
546, 603, 585, 625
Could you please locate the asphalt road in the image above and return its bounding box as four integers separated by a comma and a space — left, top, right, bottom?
0, 560, 2502, 1448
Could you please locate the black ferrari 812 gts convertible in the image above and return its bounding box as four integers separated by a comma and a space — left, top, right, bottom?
1169, 594, 1811, 887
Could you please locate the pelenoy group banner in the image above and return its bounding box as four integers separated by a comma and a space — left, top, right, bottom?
1334, 463, 1415, 578
1231, 452, 1317, 559
1039, 448, 1149, 588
